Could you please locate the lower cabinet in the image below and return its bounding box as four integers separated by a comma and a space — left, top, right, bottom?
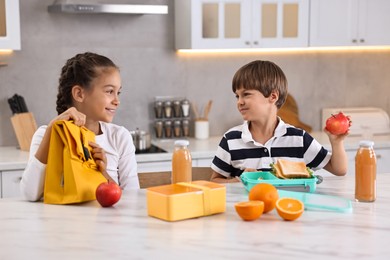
346, 148, 390, 176
315, 147, 390, 177
137, 158, 213, 173
0, 170, 23, 198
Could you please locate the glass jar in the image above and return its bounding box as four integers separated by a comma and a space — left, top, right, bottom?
355, 140, 376, 202
172, 140, 192, 184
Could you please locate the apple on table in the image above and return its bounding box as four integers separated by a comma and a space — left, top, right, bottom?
96, 182, 122, 207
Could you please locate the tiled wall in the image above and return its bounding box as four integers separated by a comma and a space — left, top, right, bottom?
1, 0, 390, 147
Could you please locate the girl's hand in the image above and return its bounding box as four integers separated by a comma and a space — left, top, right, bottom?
89, 141, 107, 172
89, 142, 115, 183
49, 107, 86, 127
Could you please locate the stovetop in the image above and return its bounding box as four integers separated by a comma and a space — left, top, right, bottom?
135, 144, 167, 154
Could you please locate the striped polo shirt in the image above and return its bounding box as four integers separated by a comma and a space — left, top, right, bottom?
211, 119, 331, 178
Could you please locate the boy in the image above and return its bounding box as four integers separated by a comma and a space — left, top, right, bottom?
210, 60, 349, 183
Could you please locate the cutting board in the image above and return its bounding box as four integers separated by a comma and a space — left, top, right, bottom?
278, 94, 312, 132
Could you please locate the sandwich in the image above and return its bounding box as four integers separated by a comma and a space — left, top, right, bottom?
270, 159, 313, 179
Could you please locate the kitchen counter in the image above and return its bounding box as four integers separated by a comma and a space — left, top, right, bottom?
0, 137, 221, 170
1, 173, 390, 259
2, 132, 390, 170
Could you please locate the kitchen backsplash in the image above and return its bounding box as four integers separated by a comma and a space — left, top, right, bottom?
1, 0, 390, 147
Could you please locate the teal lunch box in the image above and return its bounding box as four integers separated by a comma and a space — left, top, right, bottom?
240, 171, 320, 193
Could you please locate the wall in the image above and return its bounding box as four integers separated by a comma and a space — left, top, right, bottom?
1, 0, 390, 147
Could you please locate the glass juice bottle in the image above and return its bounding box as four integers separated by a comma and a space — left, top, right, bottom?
172, 140, 192, 184
355, 140, 376, 202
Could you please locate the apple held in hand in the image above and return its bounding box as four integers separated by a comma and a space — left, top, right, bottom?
96, 182, 122, 207
325, 112, 351, 135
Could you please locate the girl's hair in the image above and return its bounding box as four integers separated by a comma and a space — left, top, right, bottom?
232, 60, 288, 109
56, 52, 118, 114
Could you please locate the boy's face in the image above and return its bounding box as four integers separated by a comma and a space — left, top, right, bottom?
235, 87, 277, 121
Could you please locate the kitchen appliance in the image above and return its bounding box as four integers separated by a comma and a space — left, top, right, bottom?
48, 0, 168, 14
130, 129, 167, 154
322, 107, 390, 137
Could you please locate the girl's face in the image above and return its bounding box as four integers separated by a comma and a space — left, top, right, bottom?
80, 68, 122, 123
235, 87, 277, 122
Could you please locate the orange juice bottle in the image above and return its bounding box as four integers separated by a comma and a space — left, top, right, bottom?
172, 140, 192, 184
355, 140, 376, 202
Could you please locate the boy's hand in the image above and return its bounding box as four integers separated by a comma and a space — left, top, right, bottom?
324, 127, 349, 143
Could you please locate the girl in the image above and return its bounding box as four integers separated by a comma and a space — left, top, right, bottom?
20, 52, 139, 201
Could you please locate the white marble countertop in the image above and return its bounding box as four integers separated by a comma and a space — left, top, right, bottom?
2, 132, 390, 170
1, 173, 390, 259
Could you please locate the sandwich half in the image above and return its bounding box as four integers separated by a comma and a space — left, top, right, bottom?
270, 159, 313, 179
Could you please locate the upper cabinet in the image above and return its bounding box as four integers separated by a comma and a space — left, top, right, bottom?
0, 0, 21, 50
175, 0, 309, 49
310, 0, 390, 47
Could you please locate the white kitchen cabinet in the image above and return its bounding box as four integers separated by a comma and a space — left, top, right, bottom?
346, 148, 390, 176
175, 0, 309, 49
0, 170, 22, 198
137, 158, 213, 173
0, 0, 21, 50
310, 0, 390, 47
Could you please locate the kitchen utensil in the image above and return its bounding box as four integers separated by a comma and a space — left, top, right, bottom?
173, 120, 181, 137
181, 99, 190, 117
173, 100, 181, 117
154, 101, 163, 118
7, 93, 29, 114
154, 121, 163, 138
182, 119, 190, 137
164, 120, 172, 138
163, 101, 172, 118
130, 129, 151, 151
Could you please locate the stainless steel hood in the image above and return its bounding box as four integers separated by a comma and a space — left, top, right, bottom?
48, 2, 168, 15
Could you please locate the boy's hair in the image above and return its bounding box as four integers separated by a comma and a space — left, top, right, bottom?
232, 60, 288, 109
56, 52, 119, 114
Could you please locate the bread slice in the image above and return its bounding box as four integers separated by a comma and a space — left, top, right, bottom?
276, 159, 311, 178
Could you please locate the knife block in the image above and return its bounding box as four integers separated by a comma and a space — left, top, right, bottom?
10, 112, 37, 151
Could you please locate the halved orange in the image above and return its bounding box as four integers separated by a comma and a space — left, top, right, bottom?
234, 201, 264, 221
248, 183, 279, 213
275, 197, 304, 221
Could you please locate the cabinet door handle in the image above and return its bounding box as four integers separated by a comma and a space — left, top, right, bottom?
376, 154, 382, 159
245, 41, 250, 45
352, 39, 357, 43
360, 39, 365, 43
253, 41, 258, 45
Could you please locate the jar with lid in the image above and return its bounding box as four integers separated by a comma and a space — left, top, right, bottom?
172, 140, 192, 184
355, 140, 377, 202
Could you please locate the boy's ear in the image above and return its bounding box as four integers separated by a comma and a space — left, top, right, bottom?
269, 91, 279, 103
72, 85, 85, 102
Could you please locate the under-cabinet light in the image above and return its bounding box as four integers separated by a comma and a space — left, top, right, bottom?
176, 46, 390, 55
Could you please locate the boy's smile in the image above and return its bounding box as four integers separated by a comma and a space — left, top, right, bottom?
235, 88, 273, 121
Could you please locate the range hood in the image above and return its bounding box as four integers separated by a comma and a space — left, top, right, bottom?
48, 1, 168, 15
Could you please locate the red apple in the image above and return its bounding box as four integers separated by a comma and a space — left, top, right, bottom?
325, 112, 351, 135
96, 182, 122, 207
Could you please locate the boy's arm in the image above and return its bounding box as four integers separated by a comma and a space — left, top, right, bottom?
210, 171, 239, 183
323, 130, 349, 176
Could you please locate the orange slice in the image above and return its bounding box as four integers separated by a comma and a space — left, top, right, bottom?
248, 183, 279, 213
234, 201, 264, 221
275, 198, 304, 221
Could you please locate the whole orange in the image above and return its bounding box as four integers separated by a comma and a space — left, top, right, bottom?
234, 201, 264, 221
248, 183, 279, 213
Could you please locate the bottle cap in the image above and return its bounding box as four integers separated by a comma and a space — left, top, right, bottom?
359, 140, 374, 147
174, 140, 189, 147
